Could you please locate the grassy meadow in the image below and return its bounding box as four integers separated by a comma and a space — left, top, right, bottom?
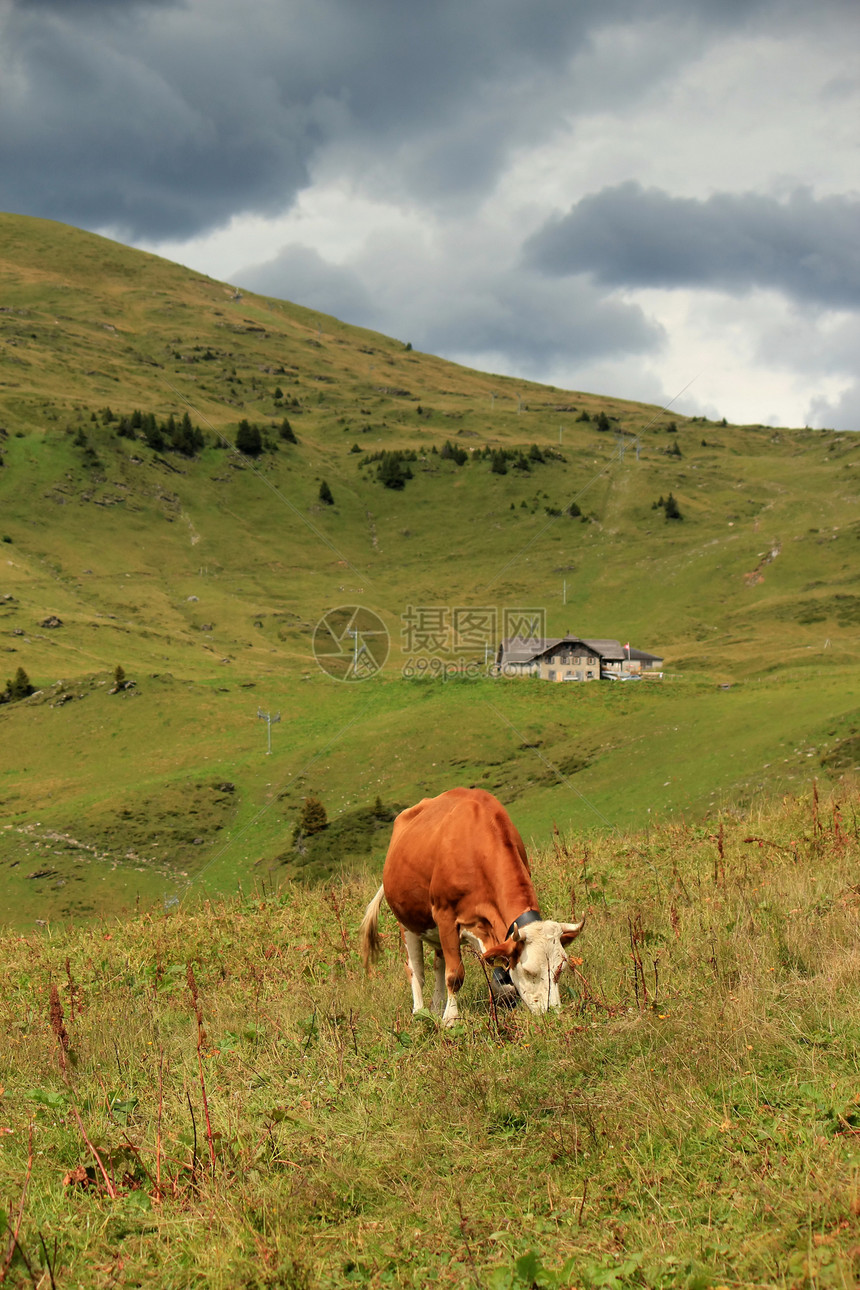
0, 787, 858, 1288
1, 215, 860, 1287
1, 214, 859, 926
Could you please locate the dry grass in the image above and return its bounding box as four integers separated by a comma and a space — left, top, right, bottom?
0, 785, 859, 1287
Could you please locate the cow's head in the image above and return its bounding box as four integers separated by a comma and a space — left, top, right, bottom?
482, 917, 585, 1013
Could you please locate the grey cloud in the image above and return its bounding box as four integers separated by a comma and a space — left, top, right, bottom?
807, 384, 860, 432
526, 184, 860, 310
236, 245, 379, 325
415, 273, 663, 371
757, 311, 860, 377
0, 0, 790, 241
237, 237, 663, 374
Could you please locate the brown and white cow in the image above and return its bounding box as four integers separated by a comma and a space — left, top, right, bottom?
359, 787, 585, 1025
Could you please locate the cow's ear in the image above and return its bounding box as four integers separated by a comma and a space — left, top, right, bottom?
559, 916, 586, 945
482, 937, 520, 966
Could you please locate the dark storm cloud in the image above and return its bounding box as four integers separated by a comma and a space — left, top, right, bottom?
0, 0, 783, 241
526, 184, 860, 310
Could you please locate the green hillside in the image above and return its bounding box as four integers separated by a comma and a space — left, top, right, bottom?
1, 212, 858, 927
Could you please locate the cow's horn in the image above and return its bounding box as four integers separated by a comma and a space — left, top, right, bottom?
560, 916, 586, 940
511, 924, 523, 942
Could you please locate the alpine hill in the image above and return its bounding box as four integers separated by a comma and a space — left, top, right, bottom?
0, 211, 858, 926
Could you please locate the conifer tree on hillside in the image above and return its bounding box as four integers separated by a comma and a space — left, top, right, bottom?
319, 480, 334, 505
1, 666, 34, 704
236, 420, 263, 456
171, 411, 204, 456
294, 796, 328, 839
441, 440, 467, 465
377, 451, 412, 489
144, 416, 165, 452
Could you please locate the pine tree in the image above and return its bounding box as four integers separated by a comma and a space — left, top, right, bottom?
377, 452, 411, 489
441, 440, 467, 465
295, 796, 327, 837
319, 480, 334, 505
279, 418, 297, 443
3, 667, 34, 703
144, 416, 165, 452
170, 411, 201, 456
236, 420, 263, 456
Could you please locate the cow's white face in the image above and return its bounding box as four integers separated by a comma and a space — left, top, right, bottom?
508, 920, 581, 1014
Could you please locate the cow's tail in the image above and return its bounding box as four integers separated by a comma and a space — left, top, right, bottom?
359, 883, 386, 972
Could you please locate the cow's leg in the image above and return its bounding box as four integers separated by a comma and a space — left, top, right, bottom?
432, 950, 446, 1012
435, 916, 465, 1026
402, 930, 426, 1013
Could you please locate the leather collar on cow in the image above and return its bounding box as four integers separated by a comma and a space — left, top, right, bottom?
506, 908, 542, 940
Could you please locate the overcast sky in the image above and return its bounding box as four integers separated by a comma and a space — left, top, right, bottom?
3, 0, 859, 428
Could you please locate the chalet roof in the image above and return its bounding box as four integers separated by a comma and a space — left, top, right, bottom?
628, 647, 664, 664
499, 636, 603, 664
530, 640, 602, 663
581, 638, 626, 662
498, 636, 561, 665
499, 636, 661, 666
